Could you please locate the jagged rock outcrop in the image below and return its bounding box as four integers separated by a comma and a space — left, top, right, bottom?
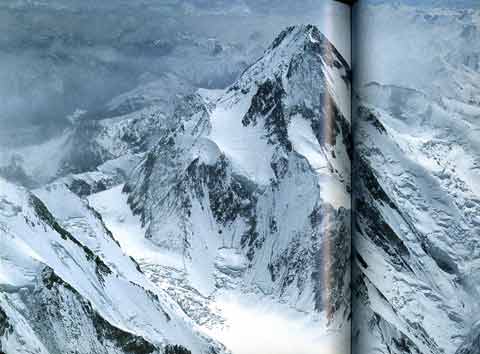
353, 84, 480, 354
1, 23, 352, 354
0, 178, 225, 354
352, 4, 480, 353
124, 24, 351, 320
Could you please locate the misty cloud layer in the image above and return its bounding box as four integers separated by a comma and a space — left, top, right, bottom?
0, 0, 349, 146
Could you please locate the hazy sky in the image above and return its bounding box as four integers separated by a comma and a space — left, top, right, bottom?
353, 0, 480, 93
0, 0, 350, 145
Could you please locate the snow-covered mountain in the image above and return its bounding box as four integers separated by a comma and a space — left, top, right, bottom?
1, 24, 351, 354
0, 73, 194, 187
353, 84, 480, 354
0, 178, 225, 354
352, 4, 480, 354
124, 23, 351, 319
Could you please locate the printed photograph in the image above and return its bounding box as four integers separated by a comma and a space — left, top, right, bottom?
0, 1, 351, 354
3, 1, 479, 354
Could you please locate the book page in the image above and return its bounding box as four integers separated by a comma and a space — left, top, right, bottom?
352, 1, 480, 353
0, 1, 352, 354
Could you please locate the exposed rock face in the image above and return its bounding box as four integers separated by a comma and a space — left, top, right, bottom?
0, 74, 194, 187
1, 24, 351, 354
0, 179, 224, 354
352, 4, 480, 354
124, 24, 351, 320
353, 85, 480, 354
16, 267, 157, 354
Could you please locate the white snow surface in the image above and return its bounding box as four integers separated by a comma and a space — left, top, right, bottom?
209, 90, 276, 185
353, 4, 480, 353
89, 185, 349, 354
0, 178, 223, 354
0, 23, 352, 354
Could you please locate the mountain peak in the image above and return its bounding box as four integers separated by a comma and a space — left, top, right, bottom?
267, 24, 349, 70
269, 24, 327, 49
227, 24, 350, 122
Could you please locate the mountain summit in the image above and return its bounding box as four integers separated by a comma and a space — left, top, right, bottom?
0, 24, 351, 354
124, 23, 351, 325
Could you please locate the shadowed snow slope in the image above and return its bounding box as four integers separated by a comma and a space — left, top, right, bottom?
121, 24, 351, 354
1, 24, 351, 354
0, 178, 225, 354
352, 5, 480, 353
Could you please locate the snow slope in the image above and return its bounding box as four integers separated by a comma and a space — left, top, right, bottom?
352, 5, 480, 350
1, 23, 351, 354
89, 184, 349, 354
122, 24, 352, 354
0, 178, 225, 354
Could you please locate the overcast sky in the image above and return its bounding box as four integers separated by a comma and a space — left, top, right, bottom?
0, 0, 350, 145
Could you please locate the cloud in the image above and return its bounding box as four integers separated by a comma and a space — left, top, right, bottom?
0, 0, 350, 146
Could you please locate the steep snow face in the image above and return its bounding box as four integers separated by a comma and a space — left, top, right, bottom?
122, 24, 351, 352
210, 24, 351, 192
0, 178, 225, 354
352, 95, 480, 354
352, 4, 480, 349
231, 24, 351, 120
0, 23, 351, 354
